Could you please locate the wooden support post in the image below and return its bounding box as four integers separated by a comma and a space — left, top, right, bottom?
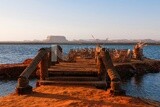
16, 76, 32, 95
57, 45, 62, 62
97, 56, 106, 81
100, 48, 121, 81
40, 53, 49, 80
100, 48, 125, 95
16, 48, 49, 95
51, 45, 62, 64
96, 54, 107, 90
48, 51, 52, 67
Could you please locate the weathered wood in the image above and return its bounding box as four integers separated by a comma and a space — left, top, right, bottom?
46, 76, 100, 81
16, 48, 50, 95
97, 55, 106, 81
100, 48, 121, 82
38, 80, 106, 86
48, 58, 98, 72
17, 76, 29, 87
49, 71, 98, 77
20, 48, 48, 78
46, 54, 107, 90
110, 81, 121, 91
48, 51, 52, 67
16, 85, 32, 95
16, 76, 32, 95
40, 52, 49, 80
57, 45, 63, 62
99, 48, 125, 94
133, 42, 146, 60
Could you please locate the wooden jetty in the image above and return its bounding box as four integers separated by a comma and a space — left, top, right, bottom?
16, 46, 124, 95
15, 44, 160, 95
39, 58, 104, 86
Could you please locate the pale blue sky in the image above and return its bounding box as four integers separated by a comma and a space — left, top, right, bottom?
0, 0, 160, 41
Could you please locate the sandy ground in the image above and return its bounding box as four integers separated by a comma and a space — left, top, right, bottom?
0, 85, 159, 107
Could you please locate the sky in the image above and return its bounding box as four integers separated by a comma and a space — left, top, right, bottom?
0, 0, 160, 41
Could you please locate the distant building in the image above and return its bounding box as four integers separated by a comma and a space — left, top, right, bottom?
44, 36, 68, 43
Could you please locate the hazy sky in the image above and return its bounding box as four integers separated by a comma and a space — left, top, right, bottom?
0, 0, 160, 41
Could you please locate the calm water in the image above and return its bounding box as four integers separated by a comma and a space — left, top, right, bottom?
0, 44, 160, 101
122, 73, 160, 102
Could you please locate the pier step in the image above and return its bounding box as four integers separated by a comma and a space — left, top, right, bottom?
46, 76, 100, 81
48, 71, 98, 77
38, 80, 107, 87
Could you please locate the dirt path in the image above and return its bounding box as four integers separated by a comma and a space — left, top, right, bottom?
1, 85, 159, 107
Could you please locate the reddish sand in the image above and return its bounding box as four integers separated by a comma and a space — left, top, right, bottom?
0, 85, 159, 107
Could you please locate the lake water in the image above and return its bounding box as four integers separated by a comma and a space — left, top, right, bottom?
0, 44, 160, 101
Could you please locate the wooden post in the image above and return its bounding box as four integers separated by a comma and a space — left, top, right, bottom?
100, 48, 121, 81
40, 53, 49, 80
100, 48, 125, 95
97, 56, 106, 81
48, 51, 52, 67
16, 76, 32, 95
51, 45, 56, 65
16, 48, 48, 95
57, 45, 62, 62
96, 53, 107, 90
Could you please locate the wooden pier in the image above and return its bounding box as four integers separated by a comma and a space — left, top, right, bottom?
15, 46, 123, 95
38, 58, 104, 86
1, 44, 160, 107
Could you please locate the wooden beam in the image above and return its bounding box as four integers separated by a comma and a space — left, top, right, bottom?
48, 71, 98, 77
100, 48, 121, 82
40, 52, 49, 80
16, 48, 50, 95
45, 76, 100, 81
20, 48, 48, 78
38, 80, 106, 87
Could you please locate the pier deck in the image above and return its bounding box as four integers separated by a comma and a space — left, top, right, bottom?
38, 58, 107, 87
49, 58, 98, 72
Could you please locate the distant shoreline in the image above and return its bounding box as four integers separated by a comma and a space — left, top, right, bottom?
0, 42, 160, 45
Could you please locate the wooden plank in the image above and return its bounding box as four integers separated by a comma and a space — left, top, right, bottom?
38, 80, 106, 86
45, 76, 100, 81
48, 58, 98, 72
48, 71, 98, 77
48, 68, 97, 72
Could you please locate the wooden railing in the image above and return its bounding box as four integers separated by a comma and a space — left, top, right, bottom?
16, 48, 51, 94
